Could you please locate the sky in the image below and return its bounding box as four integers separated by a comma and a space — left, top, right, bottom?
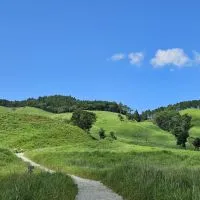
1, 0, 200, 111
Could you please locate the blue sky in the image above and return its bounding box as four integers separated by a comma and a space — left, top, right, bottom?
1, 0, 200, 111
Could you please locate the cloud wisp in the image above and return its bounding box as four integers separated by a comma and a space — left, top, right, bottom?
109, 52, 144, 66
109, 53, 126, 61
128, 52, 144, 66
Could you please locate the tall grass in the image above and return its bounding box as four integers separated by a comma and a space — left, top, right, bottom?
0, 172, 77, 200
28, 148, 200, 200
102, 163, 200, 200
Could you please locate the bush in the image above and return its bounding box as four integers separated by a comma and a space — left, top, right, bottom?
110, 131, 117, 140
99, 128, 106, 139
118, 114, 124, 121
192, 137, 200, 150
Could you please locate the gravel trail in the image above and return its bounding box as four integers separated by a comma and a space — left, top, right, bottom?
16, 153, 123, 200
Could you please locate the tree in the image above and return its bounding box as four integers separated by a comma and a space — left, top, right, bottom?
140, 112, 148, 121
174, 114, 192, 148
71, 110, 96, 131
118, 102, 123, 114
99, 128, 106, 139
133, 110, 141, 122
192, 138, 200, 150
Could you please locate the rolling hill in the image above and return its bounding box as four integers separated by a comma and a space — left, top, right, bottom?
0, 107, 91, 150
0, 106, 176, 148
1, 105, 200, 199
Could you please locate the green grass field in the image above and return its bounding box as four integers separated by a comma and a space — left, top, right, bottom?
1, 106, 200, 199
0, 148, 77, 200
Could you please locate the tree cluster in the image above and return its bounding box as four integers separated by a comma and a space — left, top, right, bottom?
141, 100, 200, 120
126, 110, 141, 122
0, 95, 131, 114
154, 110, 192, 148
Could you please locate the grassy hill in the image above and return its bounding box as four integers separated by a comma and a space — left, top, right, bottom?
90, 111, 175, 148
2, 106, 200, 199
0, 107, 91, 150
0, 108, 79, 200
0, 106, 176, 148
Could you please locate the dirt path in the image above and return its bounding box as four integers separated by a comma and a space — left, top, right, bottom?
16, 153, 123, 200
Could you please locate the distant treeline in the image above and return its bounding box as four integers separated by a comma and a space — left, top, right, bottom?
0, 95, 131, 114
141, 100, 200, 120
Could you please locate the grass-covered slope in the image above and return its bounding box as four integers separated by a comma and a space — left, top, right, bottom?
0, 106, 53, 116
90, 111, 175, 148
0, 148, 26, 176
2, 106, 200, 200
0, 106, 176, 148
0, 108, 91, 150
0, 133, 77, 200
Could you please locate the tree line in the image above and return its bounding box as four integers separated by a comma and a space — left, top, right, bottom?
141, 100, 200, 120
0, 95, 131, 114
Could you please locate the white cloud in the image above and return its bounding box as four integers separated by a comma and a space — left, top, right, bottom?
128, 52, 144, 65
109, 53, 125, 61
151, 48, 190, 68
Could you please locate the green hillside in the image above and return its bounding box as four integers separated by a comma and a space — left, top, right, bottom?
0, 106, 176, 148
2, 106, 200, 200
90, 111, 175, 147
0, 108, 91, 150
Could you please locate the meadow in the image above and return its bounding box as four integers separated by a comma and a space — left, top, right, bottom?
1, 106, 200, 199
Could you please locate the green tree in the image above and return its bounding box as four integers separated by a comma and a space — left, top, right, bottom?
173, 114, 192, 148
71, 110, 96, 131
133, 110, 141, 122
154, 110, 179, 131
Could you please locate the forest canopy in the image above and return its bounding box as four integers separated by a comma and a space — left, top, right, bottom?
0, 95, 131, 114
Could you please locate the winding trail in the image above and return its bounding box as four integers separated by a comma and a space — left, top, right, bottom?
16, 153, 123, 200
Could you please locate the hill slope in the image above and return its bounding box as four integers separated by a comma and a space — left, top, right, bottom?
0, 108, 91, 150
2, 106, 200, 200
90, 111, 175, 148
0, 106, 176, 148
